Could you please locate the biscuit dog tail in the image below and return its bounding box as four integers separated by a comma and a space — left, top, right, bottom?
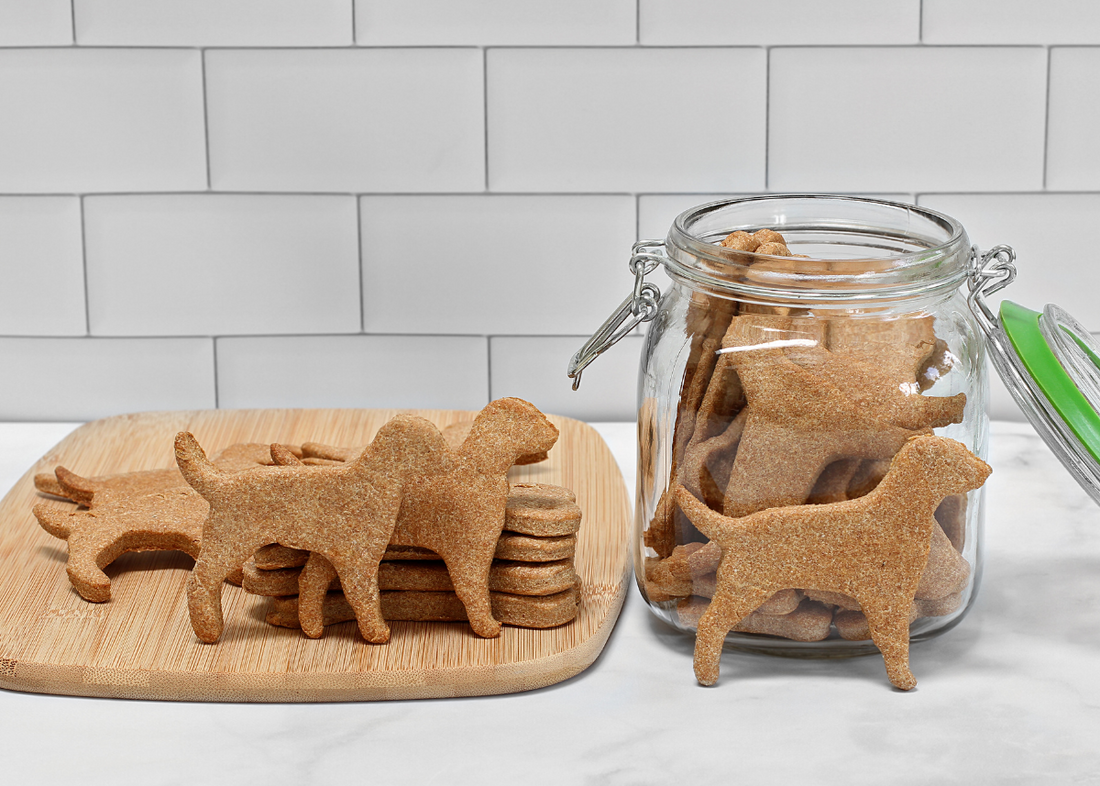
174, 432, 224, 499
673, 484, 731, 542
34, 503, 72, 539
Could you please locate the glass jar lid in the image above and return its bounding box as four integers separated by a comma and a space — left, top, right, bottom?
970, 247, 1100, 506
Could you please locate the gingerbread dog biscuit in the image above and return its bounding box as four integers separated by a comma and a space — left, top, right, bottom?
295, 398, 560, 639
675, 435, 991, 690
267, 585, 580, 631
177, 414, 449, 644
33, 443, 303, 601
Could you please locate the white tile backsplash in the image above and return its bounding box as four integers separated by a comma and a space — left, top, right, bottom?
487, 47, 767, 193
0, 337, 215, 420
74, 0, 353, 46
0, 9, 1096, 424
216, 334, 489, 410
84, 195, 361, 336
0, 197, 86, 336
0, 0, 73, 45
205, 48, 484, 193
917, 192, 1100, 331
923, 0, 1100, 44
490, 335, 644, 421
360, 195, 635, 335
769, 47, 1048, 193
1046, 48, 1100, 191
640, 0, 919, 45
0, 49, 206, 193
355, 0, 635, 46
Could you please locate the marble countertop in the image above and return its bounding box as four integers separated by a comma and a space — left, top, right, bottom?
1, 420, 1098, 784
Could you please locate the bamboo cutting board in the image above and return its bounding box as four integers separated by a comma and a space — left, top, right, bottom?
0, 408, 631, 702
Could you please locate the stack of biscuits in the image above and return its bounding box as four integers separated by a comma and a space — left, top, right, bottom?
243, 481, 584, 631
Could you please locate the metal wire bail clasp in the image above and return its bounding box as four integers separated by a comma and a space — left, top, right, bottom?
567, 240, 665, 390
967, 244, 1017, 327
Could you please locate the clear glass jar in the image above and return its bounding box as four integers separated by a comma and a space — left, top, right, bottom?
632, 195, 989, 657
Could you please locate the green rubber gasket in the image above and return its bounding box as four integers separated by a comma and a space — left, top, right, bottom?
1000, 299, 1100, 466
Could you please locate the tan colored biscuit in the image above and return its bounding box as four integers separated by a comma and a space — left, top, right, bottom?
677, 596, 833, 641
177, 414, 450, 644
504, 483, 581, 536
242, 557, 577, 598
807, 458, 863, 505
835, 592, 964, 641
935, 493, 967, 551
718, 314, 937, 518
676, 435, 991, 690
254, 530, 578, 570
267, 585, 580, 630
35, 488, 207, 602
31, 443, 302, 601
803, 589, 861, 611
292, 398, 560, 639
34, 443, 304, 505
914, 522, 971, 600
300, 416, 551, 471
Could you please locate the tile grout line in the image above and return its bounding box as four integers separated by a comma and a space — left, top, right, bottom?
764, 47, 771, 190
350, 0, 357, 45
69, 0, 76, 45
1043, 45, 1053, 190
78, 195, 91, 336
212, 337, 220, 408
483, 47, 490, 192
356, 196, 366, 332
485, 335, 493, 404
201, 49, 212, 190
918, 0, 924, 44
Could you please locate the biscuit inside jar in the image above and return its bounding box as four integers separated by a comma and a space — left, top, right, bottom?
643, 228, 971, 642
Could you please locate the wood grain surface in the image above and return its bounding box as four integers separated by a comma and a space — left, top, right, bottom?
0, 408, 631, 702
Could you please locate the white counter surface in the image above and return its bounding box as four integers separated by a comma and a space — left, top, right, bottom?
1, 420, 1098, 784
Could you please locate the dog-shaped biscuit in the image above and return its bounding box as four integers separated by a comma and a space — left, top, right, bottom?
675, 435, 991, 690
176, 414, 448, 644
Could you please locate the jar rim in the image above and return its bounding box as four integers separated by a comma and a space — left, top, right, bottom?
663, 194, 971, 305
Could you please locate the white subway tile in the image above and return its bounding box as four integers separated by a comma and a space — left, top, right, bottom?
0, 49, 206, 194
206, 49, 484, 193
769, 48, 1047, 193
1047, 48, 1100, 190
923, 0, 1100, 44
0, 0, 72, 45
216, 334, 489, 410
917, 193, 1100, 332
0, 337, 215, 420
640, 0, 919, 45
490, 335, 643, 422
488, 48, 766, 193
0, 197, 85, 336
74, 0, 352, 46
356, 0, 634, 45
84, 195, 361, 336
360, 195, 636, 335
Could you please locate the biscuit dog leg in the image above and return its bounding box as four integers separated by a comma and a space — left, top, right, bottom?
861, 595, 918, 691
441, 543, 503, 638
694, 578, 772, 686
298, 553, 338, 639
323, 543, 390, 644
187, 533, 265, 644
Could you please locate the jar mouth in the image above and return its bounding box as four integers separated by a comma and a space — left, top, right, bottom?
664, 195, 971, 306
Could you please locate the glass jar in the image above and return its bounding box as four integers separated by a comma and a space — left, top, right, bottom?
588, 195, 997, 658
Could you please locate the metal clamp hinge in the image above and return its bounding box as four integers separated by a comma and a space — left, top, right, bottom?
567, 241, 665, 390
967, 244, 1017, 325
